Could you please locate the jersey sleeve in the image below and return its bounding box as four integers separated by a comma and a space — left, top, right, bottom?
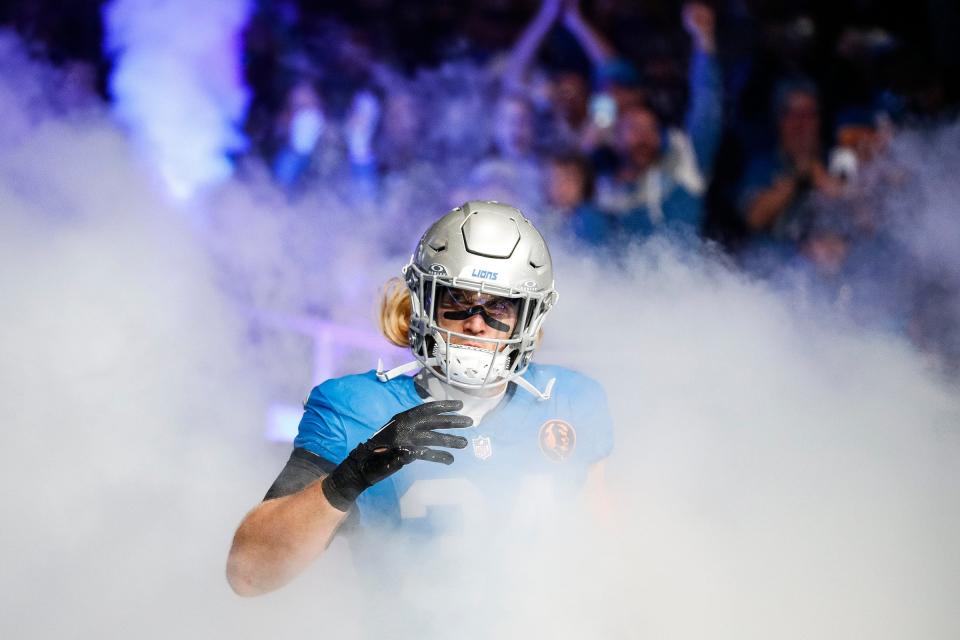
293, 383, 351, 465
572, 375, 615, 464
263, 447, 335, 501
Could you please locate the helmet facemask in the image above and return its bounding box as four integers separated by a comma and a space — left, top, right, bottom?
405, 263, 557, 391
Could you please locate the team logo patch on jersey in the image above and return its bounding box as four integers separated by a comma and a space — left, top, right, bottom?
538, 419, 576, 462
472, 435, 493, 460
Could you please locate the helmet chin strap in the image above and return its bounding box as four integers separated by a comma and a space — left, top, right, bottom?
512, 375, 556, 401
376, 357, 431, 382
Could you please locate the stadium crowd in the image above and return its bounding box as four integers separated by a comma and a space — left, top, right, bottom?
4, 0, 960, 368
237, 0, 960, 368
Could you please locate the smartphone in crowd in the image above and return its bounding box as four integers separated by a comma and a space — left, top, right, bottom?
589, 93, 617, 129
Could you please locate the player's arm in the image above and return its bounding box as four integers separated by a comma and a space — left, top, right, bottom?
573, 375, 616, 526
502, 0, 562, 93
226, 400, 471, 596
682, 2, 722, 177
562, 0, 617, 68
745, 172, 802, 230
582, 459, 616, 524
226, 451, 348, 597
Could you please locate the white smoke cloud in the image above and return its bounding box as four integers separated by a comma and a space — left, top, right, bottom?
0, 30, 958, 640
889, 123, 960, 280
0, 34, 340, 639
104, 0, 251, 199
537, 243, 960, 638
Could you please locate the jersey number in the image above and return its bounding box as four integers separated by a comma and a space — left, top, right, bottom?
398, 475, 557, 535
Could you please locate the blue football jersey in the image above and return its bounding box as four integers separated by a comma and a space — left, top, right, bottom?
294, 363, 614, 538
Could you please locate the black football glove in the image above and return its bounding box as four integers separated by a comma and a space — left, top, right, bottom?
321, 400, 472, 511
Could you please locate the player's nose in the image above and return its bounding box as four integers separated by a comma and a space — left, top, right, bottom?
461, 312, 486, 335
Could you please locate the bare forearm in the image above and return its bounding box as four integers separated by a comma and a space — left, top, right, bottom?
746, 177, 797, 230
226, 401, 472, 596
503, 0, 559, 90
226, 478, 348, 596
564, 11, 615, 66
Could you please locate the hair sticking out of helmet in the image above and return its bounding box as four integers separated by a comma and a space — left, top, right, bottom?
378, 276, 413, 347
376, 201, 558, 399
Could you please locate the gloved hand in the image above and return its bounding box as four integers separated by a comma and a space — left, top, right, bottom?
321, 400, 472, 511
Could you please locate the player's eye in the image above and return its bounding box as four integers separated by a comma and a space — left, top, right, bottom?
439, 289, 469, 308
435, 287, 518, 323
485, 298, 518, 318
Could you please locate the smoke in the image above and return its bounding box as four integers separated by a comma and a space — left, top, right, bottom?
885, 124, 960, 365
537, 243, 960, 638
104, 0, 251, 199
889, 123, 960, 279
1, 31, 959, 640
0, 33, 347, 639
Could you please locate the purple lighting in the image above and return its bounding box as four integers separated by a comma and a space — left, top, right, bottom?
254, 311, 407, 442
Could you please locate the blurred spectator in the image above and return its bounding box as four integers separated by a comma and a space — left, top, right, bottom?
501, 0, 562, 97
374, 88, 420, 170
271, 80, 330, 189
561, 0, 641, 111
271, 79, 381, 200
772, 102, 917, 333
491, 93, 537, 162
739, 78, 843, 255
540, 151, 614, 248
561, 0, 645, 153
828, 109, 885, 187
8, 0, 959, 368
592, 2, 723, 238
340, 88, 382, 204
500, 0, 637, 154
826, 107, 902, 234
464, 92, 544, 217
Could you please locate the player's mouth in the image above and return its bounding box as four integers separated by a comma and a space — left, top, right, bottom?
451, 337, 496, 351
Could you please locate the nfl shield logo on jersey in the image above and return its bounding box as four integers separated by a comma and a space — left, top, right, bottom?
472, 435, 493, 460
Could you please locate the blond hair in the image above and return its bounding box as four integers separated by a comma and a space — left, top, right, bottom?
378, 276, 412, 347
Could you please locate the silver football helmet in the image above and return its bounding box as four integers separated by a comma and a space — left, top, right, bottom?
377, 201, 559, 399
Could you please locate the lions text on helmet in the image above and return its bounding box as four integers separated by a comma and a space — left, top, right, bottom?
377, 201, 559, 400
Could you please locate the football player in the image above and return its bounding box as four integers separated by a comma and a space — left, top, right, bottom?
227, 201, 613, 597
